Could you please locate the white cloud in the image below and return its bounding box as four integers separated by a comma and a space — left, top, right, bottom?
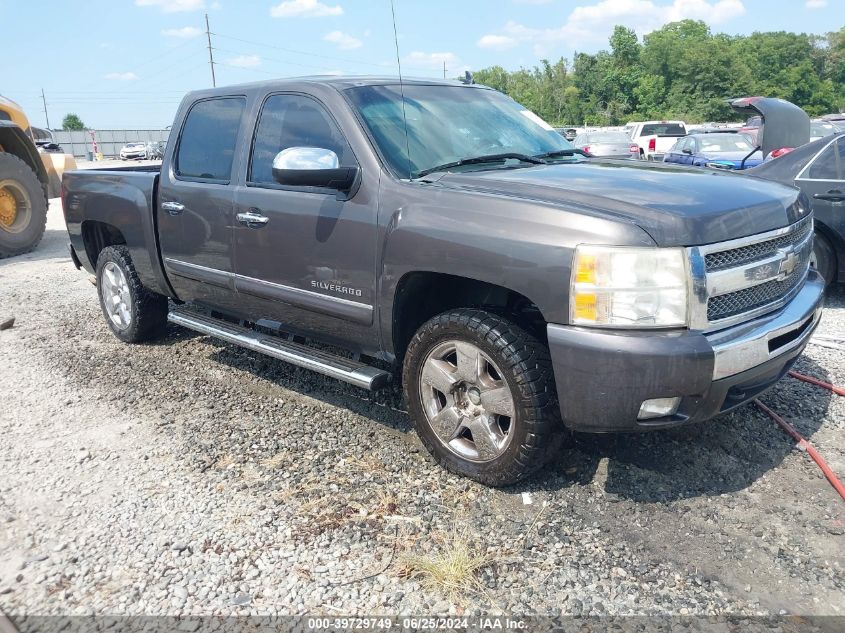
477, 34, 519, 50
226, 54, 261, 68
270, 0, 342, 18
104, 72, 139, 81
481, 0, 746, 54
805, 0, 827, 8
135, 0, 205, 13
161, 26, 202, 38
323, 30, 362, 49
403, 51, 467, 75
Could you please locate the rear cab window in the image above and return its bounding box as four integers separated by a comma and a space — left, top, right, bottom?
640, 123, 686, 137
175, 97, 246, 183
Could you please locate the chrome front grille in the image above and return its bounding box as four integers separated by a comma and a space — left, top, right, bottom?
706, 263, 807, 321
704, 216, 813, 271
688, 215, 814, 331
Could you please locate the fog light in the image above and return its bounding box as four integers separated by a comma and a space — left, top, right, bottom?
638, 397, 681, 420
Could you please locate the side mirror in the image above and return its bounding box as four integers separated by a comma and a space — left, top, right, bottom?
682, 148, 693, 155
272, 147, 358, 193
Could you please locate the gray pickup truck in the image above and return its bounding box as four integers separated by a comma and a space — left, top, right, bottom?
62, 77, 825, 485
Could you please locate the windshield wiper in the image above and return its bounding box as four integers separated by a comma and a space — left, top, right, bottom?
535, 148, 591, 160
416, 152, 546, 178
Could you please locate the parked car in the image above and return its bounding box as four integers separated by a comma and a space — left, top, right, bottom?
554, 127, 578, 141
810, 120, 841, 142
663, 133, 762, 170
571, 130, 638, 158
145, 141, 165, 160
749, 132, 845, 286
732, 97, 811, 158
738, 115, 762, 145
31, 126, 65, 153
685, 126, 740, 135
119, 142, 148, 160
62, 77, 823, 485
626, 120, 687, 161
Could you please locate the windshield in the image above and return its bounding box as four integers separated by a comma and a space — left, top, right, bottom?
698, 134, 755, 152
811, 121, 840, 137
346, 84, 573, 178
127, 143, 145, 148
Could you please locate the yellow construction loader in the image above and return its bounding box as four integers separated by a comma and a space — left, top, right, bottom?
0, 94, 77, 258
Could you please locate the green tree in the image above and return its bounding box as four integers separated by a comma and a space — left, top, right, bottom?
471, 19, 840, 125
62, 113, 85, 131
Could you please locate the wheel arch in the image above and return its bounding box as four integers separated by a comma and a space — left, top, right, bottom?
390, 271, 548, 363
81, 220, 127, 269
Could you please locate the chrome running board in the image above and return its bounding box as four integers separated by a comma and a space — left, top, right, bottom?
168, 308, 390, 390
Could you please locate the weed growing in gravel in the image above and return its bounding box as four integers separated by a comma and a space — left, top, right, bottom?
402, 531, 492, 600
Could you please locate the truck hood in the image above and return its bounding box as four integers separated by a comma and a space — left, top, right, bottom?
434, 159, 802, 246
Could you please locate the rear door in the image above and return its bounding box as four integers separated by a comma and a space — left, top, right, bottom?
158, 96, 246, 312
797, 136, 845, 274
232, 91, 378, 349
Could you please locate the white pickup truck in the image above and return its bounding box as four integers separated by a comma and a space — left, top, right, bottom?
625, 120, 687, 161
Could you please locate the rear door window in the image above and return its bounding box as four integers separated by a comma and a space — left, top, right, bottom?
807, 138, 845, 181
175, 97, 245, 182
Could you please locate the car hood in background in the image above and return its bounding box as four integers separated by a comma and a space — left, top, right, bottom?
434, 160, 803, 247
700, 151, 764, 169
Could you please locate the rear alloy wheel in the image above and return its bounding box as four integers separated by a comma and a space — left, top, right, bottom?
404, 309, 563, 486
96, 245, 168, 343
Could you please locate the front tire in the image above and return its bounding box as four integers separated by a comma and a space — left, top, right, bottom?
810, 231, 836, 287
96, 246, 168, 343
403, 309, 563, 486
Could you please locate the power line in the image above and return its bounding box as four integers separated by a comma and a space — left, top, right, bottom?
210, 31, 437, 74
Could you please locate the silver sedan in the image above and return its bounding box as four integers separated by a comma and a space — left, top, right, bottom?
572, 130, 639, 158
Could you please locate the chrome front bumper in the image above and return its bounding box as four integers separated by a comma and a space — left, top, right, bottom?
707, 270, 825, 380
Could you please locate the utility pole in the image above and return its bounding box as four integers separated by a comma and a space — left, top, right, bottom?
443, 61, 446, 79
40, 88, 50, 129
205, 13, 216, 87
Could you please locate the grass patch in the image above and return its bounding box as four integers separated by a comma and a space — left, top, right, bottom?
402, 533, 491, 599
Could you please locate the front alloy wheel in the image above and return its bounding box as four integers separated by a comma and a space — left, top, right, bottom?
420, 340, 515, 462
404, 309, 564, 486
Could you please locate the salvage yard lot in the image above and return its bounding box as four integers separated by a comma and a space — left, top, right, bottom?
0, 195, 843, 617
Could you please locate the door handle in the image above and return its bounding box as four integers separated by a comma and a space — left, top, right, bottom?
161, 201, 185, 215
813, 191, 845, 202
236, 210, 269, 228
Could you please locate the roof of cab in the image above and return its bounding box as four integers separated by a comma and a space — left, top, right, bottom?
183, 75, 488, 99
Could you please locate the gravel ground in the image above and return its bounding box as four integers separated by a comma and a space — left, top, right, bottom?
0, 197, 843, 619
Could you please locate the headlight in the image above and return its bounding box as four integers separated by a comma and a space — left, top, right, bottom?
570, 245, 688, 327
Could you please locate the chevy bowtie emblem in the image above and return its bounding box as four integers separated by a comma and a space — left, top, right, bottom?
777, 247, 798, 281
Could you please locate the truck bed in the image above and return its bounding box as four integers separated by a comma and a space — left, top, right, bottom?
62, 166, 171, 298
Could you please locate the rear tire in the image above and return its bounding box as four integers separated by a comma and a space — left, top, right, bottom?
810, 231, 836, 287
403, 309, 564, 486
0, 152, 48, 259
96, 246, 168, 343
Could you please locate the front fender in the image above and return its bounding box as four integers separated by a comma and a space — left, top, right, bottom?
376, 179, 656, 352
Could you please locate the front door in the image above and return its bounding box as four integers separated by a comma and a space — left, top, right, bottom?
158, 96, 246, 313
233, 92, 378, 350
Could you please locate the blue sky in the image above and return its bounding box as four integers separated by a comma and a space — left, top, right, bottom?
4, 0, 843, 128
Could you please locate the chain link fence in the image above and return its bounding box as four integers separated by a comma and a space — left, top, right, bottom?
52, 129, 171, 159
